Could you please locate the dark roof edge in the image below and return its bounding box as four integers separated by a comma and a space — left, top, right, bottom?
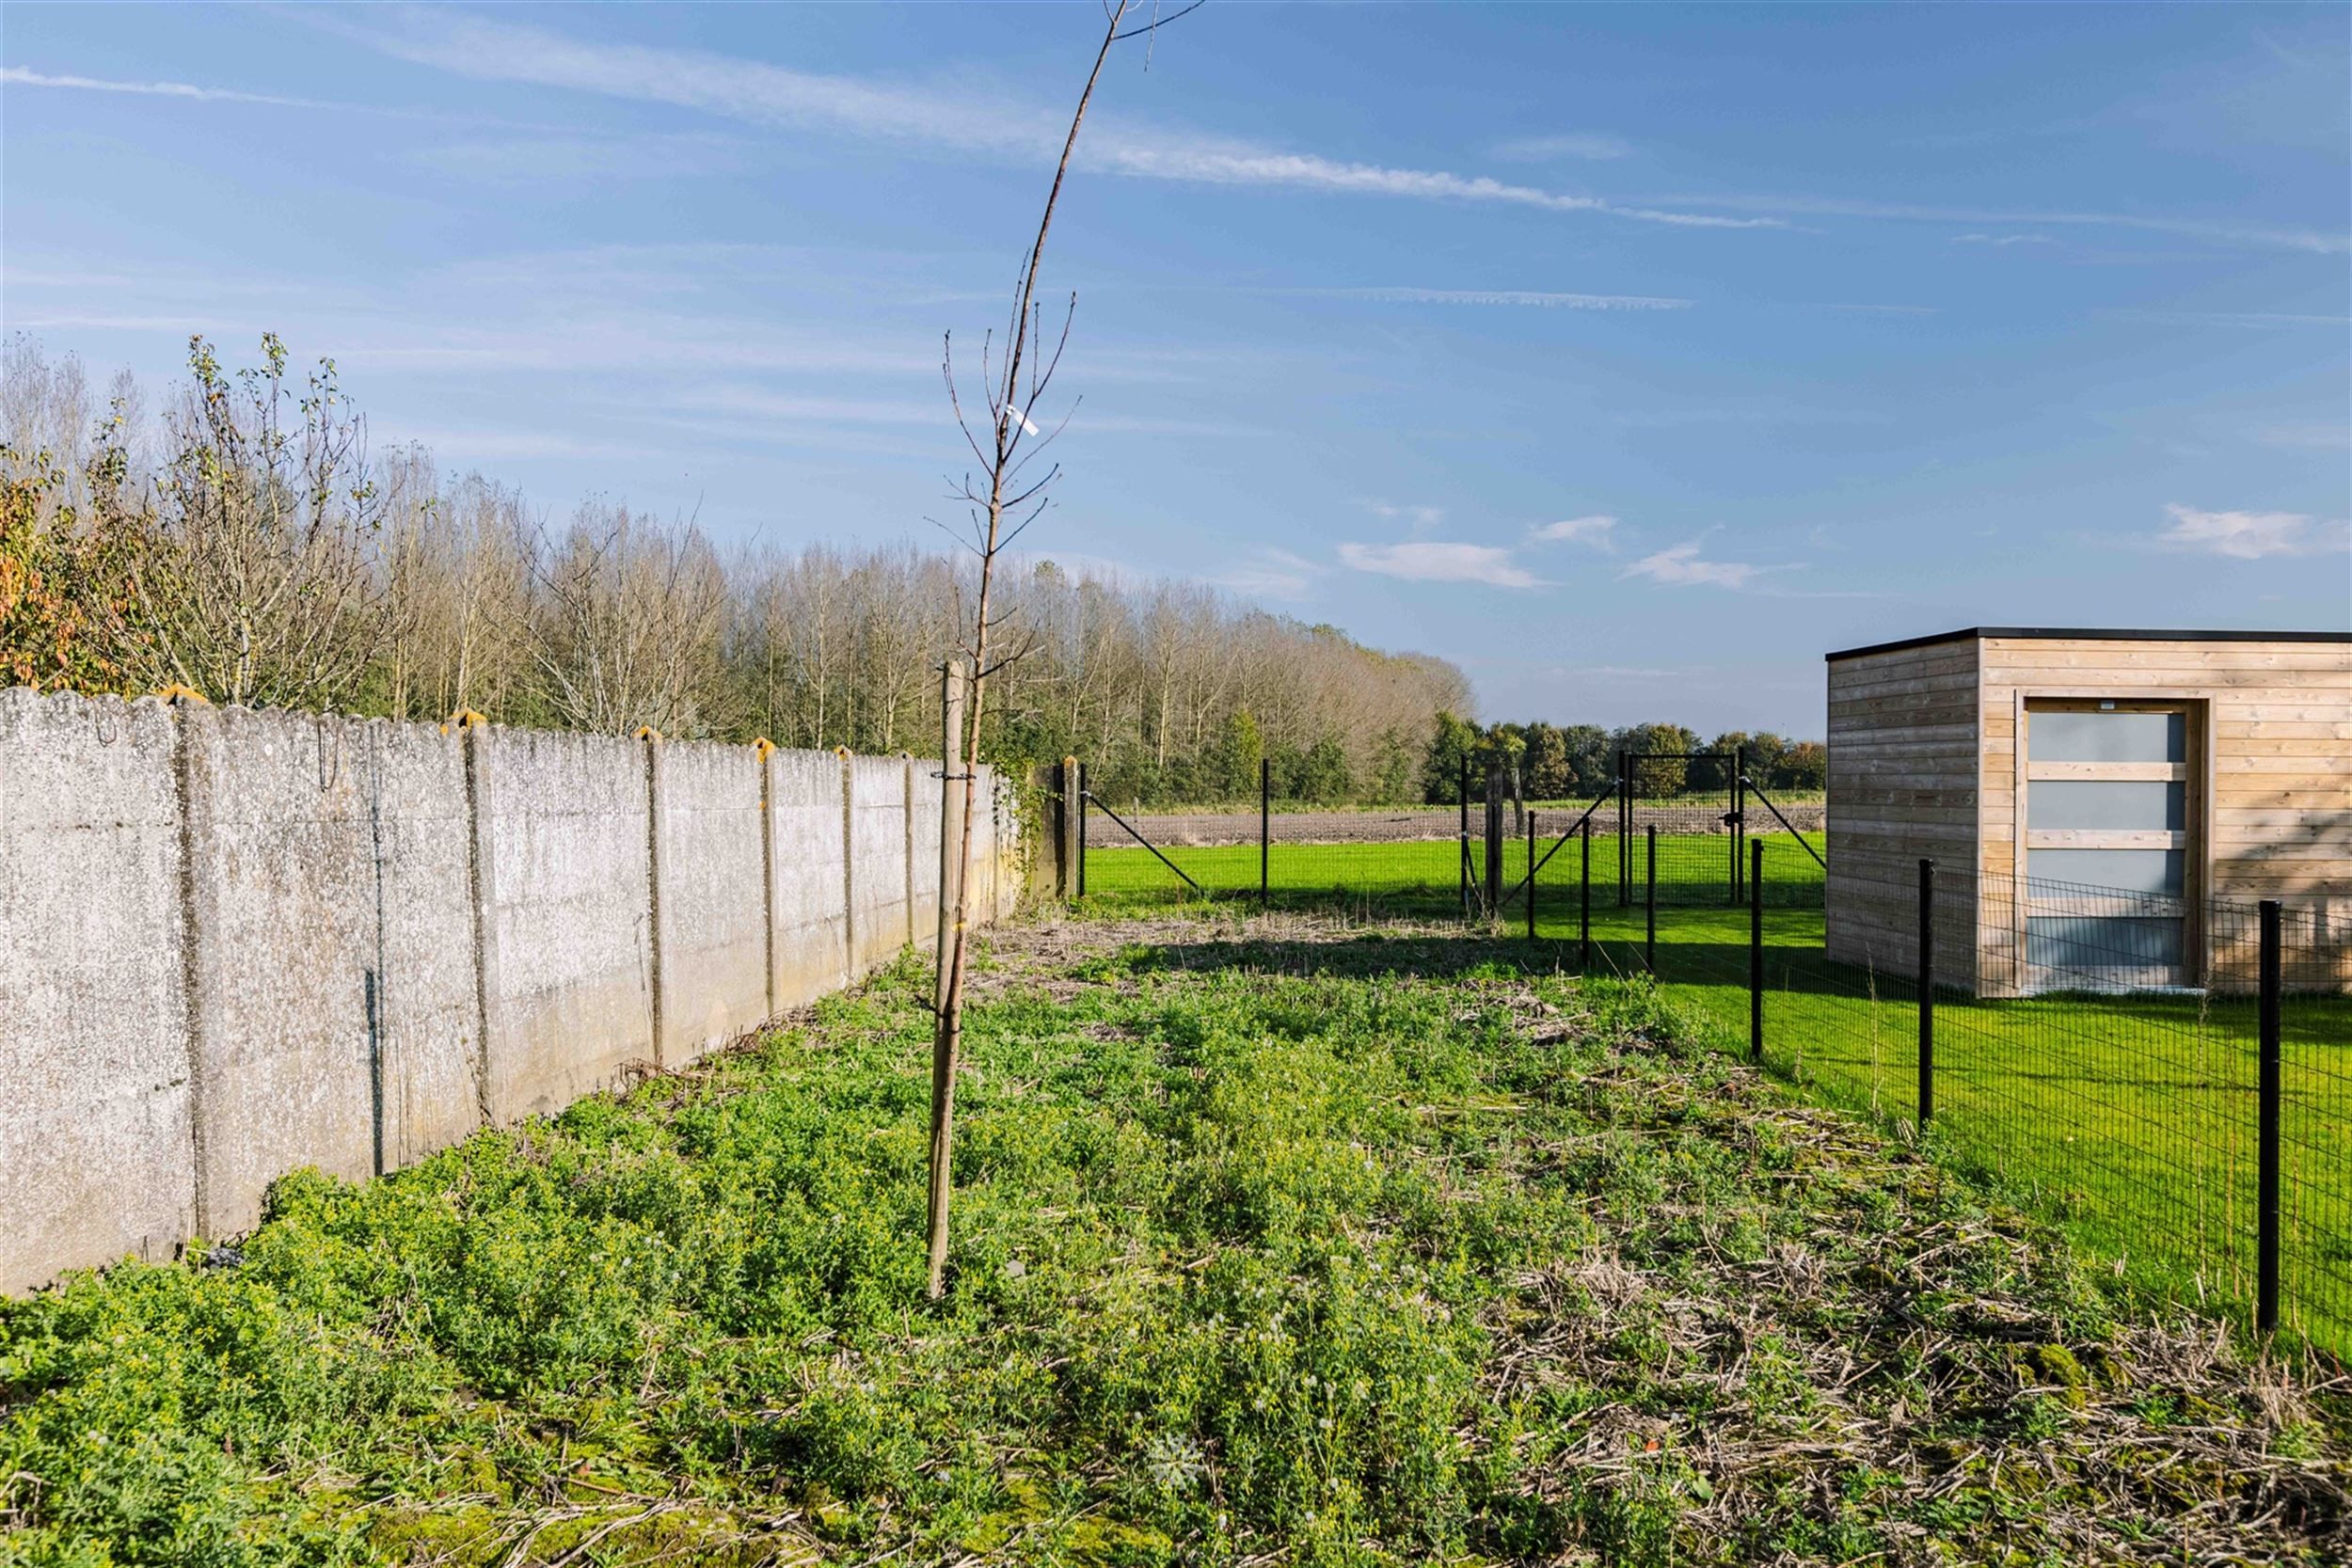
1826, 626, 2352, 661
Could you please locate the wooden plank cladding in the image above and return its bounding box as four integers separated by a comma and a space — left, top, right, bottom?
1824, 635, 1979, 990
1827, 627, 2350, 998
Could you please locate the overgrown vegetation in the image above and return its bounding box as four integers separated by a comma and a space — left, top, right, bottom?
3, 910, 2341, 1565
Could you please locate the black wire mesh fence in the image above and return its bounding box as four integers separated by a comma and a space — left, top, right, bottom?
1634, 850, 2351, 1358
1077, 761, 1485, 918
1073, 756, 1826, 922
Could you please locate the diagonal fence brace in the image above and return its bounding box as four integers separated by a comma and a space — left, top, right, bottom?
1081, 792, 1203, 893
1498, 782, 1619, 909
1740, 776, 1827, 870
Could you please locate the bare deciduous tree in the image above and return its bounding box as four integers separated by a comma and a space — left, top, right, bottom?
374, 467, 533, 721
530, 500, 734, 736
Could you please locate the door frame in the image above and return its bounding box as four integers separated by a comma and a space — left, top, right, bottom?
2011, 692, 2213, 990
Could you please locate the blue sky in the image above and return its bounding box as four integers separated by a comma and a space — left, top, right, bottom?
4, 3, 2346, 734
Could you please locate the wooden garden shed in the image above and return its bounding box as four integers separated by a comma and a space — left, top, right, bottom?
1824, 626, 2352, 997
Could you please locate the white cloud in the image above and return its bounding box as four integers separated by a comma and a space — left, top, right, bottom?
1338, 541, 1542, 588
1490, 132, 1633, 162
1953, 232, 2056, 246
0, 66, 333, 109
1528, 515, 1617, 547
2113, 310, 2352, 329
329, 11, 1782, 231
1365, 501, 1446, 531
2254, 423, 2352, 451
0, 64, 532, 129
1209, 547, 1323, 600
1317, 288, 1690, 310
1647, 191, 2348, 256
2157, 504, 2344, 559
1620, 542, 1774, 590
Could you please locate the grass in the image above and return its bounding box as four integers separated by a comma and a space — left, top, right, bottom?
5, 910, 2345, 1565
1082, 832, 1824, 911
1086, 836, 2352, 1359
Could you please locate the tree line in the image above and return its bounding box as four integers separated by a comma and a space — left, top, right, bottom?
1422, 715, 1826, 803
0, 335, 1470, 803
2, 335, 1825, 808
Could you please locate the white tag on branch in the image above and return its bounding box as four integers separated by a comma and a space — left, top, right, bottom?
999, 400, 1041, 437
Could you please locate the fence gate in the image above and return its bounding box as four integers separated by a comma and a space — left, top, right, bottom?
1614, 749, 1746, 908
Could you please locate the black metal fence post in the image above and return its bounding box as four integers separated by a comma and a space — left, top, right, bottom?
2258, 898, 2282, 1336
1457, 758, 1470, 920
1485, 764, 1504, 920
1076, 762, 1089, 898
1525, 810, 1536, 941
1644, 824, 1657, 975
1917, 859, 1935, 1129
1749, 838, 1764, 1062
1580, 817, 1592, 969
1617, 752, 1630, 907
1730, 745, 1745, 907
1259, 756, 1270, 908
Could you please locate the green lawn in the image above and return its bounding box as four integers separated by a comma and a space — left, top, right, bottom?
2, 915, 2340, 1565
1084, 831, 1824, 912
1087, 836, 2352, 1357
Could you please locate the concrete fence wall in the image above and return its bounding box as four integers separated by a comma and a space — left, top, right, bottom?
0, 689, 1025, 1292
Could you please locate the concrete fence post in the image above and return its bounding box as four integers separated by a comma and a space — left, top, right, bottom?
640, 728, 667, 1069
457, 714, 499, 1127
904, 752, 917, 949
837, 746, 856, 979
168, 694, 216, 1241
755, 738, 777, 1019
1060, 754, 1081, 900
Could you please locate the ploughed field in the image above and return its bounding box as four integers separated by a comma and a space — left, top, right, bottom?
1084, 800, 1826, 850
0, 909, 2342, 1566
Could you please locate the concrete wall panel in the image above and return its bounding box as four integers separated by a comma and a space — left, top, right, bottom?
656, 741, 768, 1065
849, 753, 910, 972
768, 749, 849, 1010
909, 757, 945, 949
0, 691, 195, 1288
178, 706, 377, 1239
481, 727, 653, 1120
365, 721, 484, 1168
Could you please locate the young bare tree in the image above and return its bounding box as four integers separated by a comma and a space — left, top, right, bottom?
924, 0, 1200, 1299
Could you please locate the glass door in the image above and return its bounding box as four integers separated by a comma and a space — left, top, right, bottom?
2022, 703, 2192, 990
